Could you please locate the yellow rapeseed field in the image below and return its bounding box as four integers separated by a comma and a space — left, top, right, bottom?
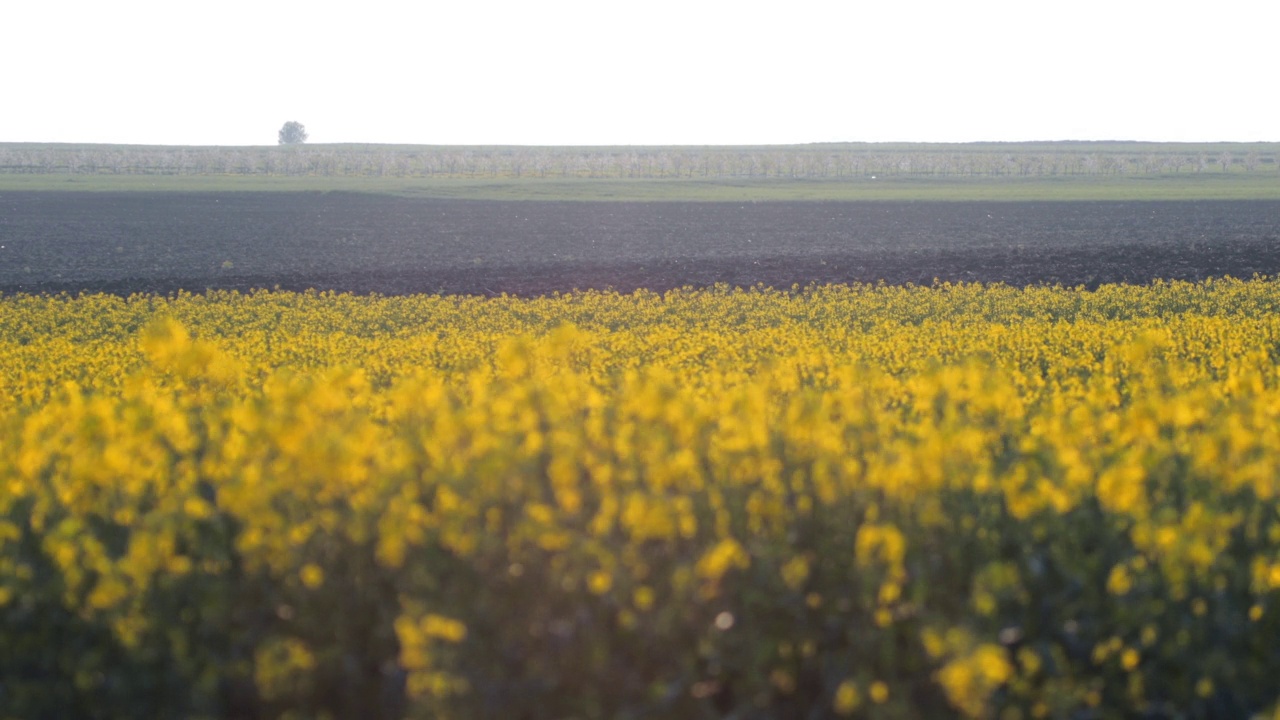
4, 279, 1280, 718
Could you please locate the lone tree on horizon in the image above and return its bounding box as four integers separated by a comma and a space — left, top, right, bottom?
278, 121, 308, 145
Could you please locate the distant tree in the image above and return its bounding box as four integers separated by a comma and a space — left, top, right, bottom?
278, 121, 309, 145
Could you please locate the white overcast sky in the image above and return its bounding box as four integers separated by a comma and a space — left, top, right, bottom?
4, 0, 1277, 146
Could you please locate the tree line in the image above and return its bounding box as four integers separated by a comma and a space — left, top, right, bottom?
1, 143, 1277, 180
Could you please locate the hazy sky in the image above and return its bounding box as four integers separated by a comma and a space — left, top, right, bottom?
5, 0, 1277, 146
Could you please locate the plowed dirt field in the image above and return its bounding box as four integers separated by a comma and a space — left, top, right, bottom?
3, 192, 1278, 295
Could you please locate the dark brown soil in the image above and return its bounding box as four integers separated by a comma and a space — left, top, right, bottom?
2, 192, 1279, 296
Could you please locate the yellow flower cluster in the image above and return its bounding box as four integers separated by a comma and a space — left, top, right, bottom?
4, 278, 1280, 717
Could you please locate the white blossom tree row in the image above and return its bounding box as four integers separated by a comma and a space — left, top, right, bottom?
0, 144, 1275, 180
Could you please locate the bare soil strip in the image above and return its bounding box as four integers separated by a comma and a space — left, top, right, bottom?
2, 192, 1278, 296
